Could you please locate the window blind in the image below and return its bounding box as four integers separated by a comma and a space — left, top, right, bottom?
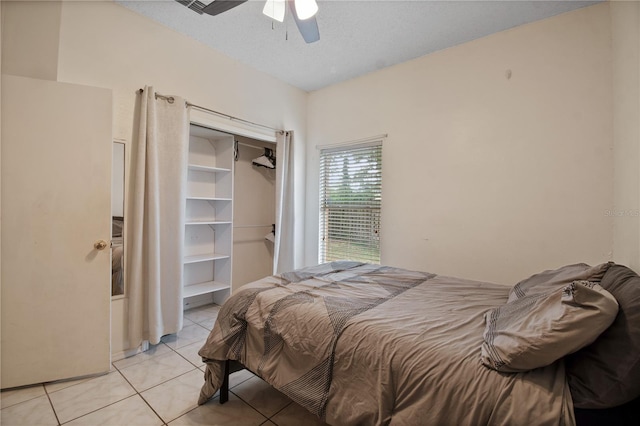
319, 141, 382, 264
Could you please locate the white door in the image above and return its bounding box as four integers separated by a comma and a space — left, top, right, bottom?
1, 75, 112, 388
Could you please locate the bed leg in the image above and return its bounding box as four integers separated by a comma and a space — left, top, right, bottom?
220, 360, 230, 404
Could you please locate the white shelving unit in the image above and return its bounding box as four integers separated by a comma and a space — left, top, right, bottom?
183, 124, 234, 309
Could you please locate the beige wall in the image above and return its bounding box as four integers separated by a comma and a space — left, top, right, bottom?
306, 3, 615, 285
232, 137, 276, 288
2, 1, 307, 356
611, 0, 640, 273
1, 1, 61, 80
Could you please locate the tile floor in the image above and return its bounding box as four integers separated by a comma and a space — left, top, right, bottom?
0, 304, 328, 426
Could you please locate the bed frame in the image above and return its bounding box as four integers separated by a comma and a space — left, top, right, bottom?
219, 360, 245, 404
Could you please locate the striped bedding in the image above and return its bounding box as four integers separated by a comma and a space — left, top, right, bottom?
198, 261, 574, 425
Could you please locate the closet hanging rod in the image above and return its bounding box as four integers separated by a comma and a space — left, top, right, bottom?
137, 88, 284, 134
234, 224, 273, 229
237, 141, 269, 151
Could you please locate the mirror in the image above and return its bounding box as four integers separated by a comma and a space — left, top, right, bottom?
112, 141, 125, 297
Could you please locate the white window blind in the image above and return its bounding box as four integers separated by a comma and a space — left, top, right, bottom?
319, 141, 382, 264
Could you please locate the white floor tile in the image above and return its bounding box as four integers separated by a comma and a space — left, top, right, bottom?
231, 376, 292, 418
161, 324, 211, 350
169, 393, 267, 426
118, 351, 196, 392
141, 369, 206, 423
45, 375, 95, 394
175, 340, 206, 368
0, 384, 45, 409
48, 371, 136, 424
183, 304, 221, 324
197, 317, 217, 330
65, 395, 162, 426
0, 395, 58, 426
112, 343, 172, 370
270, 401, 330, 426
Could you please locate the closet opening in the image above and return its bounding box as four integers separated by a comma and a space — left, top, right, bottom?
232, 136, 277, 290
183, 124, 276, 311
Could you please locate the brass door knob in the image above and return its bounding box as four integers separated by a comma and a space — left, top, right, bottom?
94, 240, 108, 250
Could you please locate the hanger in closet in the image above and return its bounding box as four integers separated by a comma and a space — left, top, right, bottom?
252, 147, 276, 169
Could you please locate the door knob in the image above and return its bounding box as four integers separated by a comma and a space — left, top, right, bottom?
94, 240, 108, 250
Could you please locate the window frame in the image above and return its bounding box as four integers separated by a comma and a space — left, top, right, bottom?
318, 140, 383, 264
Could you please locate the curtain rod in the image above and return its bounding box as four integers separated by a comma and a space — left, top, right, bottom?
137, 88, 283, 134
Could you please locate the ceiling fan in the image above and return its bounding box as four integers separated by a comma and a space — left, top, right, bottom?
202, 0, 320, 43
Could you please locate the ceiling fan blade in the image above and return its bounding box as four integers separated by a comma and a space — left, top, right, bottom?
288, 1, 320, 44
202, 0, 248, 16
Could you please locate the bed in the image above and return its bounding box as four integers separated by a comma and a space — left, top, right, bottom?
197, 261, 640, 425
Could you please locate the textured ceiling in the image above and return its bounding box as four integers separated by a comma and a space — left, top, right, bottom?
118, 1, 601, 92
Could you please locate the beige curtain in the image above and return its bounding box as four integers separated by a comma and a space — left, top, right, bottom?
274, 130, 295, 273
127, 87, 189, 347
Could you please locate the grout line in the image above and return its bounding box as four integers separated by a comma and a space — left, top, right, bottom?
137, 392, 170, 425
53, 305, 220, 425
54, 370, 139, 424
266, 400, 293, 423
57, 395, 141, 425
0, 386, 47, 411
111, 363, 166, 425
42, 385, 62, 426
229, 390, 272, 424
172, 346, 206, 369
113, 355, 199, 394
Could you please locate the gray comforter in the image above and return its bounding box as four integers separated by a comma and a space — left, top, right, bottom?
198, 262, 574, 425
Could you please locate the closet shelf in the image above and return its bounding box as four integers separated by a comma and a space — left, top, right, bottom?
185, 220, 232, 226
188, 164, 231, 173
183, 281, 230, 298
184, 124, 234, 307
184, 253, 230, 264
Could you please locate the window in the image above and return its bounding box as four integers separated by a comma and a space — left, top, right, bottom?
319, 141, 382, 264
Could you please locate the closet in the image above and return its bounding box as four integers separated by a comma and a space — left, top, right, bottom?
182, 125, 276, 310
233, 136, 276, 288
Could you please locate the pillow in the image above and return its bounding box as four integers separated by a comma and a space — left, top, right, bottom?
566, 264, 640, 409
508, 262, 613, 302
482, 280, 618, 373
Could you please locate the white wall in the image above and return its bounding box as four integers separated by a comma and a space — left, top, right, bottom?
611, 0, 640, 273
306, 3, 615, 285
3, 1, 308, 356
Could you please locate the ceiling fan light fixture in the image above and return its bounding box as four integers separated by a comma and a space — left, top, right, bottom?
263, 0, 285, 23
294, 0, 318, 20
